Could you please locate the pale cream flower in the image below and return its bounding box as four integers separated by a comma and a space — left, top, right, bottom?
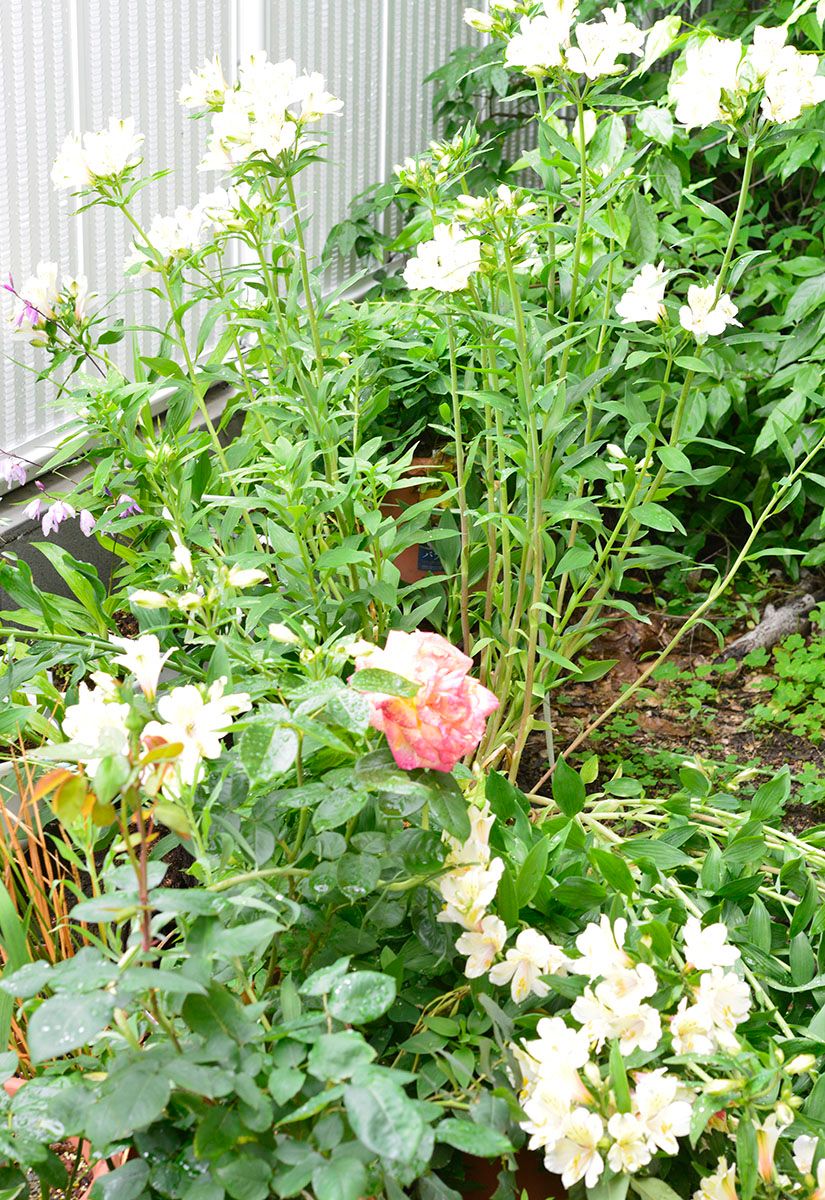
682, 915, 740, 971
746, 26, 788, 79
226, 565, 268, 589
616, 263, 667, 324
566, 4, 645, 79
464, 7, 495, 32
607, 1111, 652, 1174
403, 223, 481, 293
294, 72, 343, 121
670, 997, 716, 1056
633, 1069, 692, 1155
544, 1109, 604, 1190
572, 915, 630, 978
62, 682, 130, 773
179, 53, 228, 109
142, 678, 251, 785
761, 46, 825, 124
793, 1134, 818, 1176
504, 15, 570, 74
669, 36, 744, 128
693, 1156, 738, 1200
695, 967, 751, 1039
679, 282, 741, 342
456, 914, 507, 978
129, 589, 170, 609
488, 928, 570, 1002
110, 633, 171, 701
436, 858, 504, 930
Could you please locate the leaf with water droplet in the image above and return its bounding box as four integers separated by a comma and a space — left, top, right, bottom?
28, 991, 114, 1063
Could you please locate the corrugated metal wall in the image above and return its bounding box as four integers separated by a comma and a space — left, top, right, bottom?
0, 0, 473, 469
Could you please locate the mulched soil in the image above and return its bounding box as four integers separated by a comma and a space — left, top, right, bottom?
27, 1142, 93, 1198
518, 599, 825, 833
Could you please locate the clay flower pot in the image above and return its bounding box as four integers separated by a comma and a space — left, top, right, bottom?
381, 455, 450, 583
3, 1077, 125, 1198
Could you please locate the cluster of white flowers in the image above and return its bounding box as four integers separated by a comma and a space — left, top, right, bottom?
436, 794, 504, 929
6, 261, 90, 341
669, 28, 825, 130
181, 52, 341, 173
124, 182, 263, 273
394, 130, 479, 194
60, 634, 251, 791
616, 265, 740, 343
403, 223, 481, 293
52, 117, 144, 190
670, 915, 751, 1054
456, 183, 538, 226
498, 2, 645, 81
516, 1011, 693, 1189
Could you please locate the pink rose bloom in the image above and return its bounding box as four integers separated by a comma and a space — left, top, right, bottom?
353, 631, 498, 772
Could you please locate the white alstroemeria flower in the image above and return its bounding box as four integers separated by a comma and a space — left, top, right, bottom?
170, 535, 193, 580
110, 634, 171, 701
746, 26, 788, 79
792, 1134, 818, 1176
126, 205, 210, 273
521, 1085, 575, 1153
199, 93, 256, 170
52, 134, 91, 190
294, 71, 343, 121
82, 117, 144, 183
572, 914, 630, 978
527, 1015, 591, 1073
544, 1109, 604, 1190
762, 46, 825, 124
62, 682, 131, 773
403, 223, 481, 293
226, 565, 268, 589
567, 4, 645, 79
504, 16, 569, 74
607, 1111, 652, 1174
633, 1069, 692, 1155
669, 36, 744, 128
756, 1110, 793, 1183
142, 678, 251, 785
695, 967, 751, 1038
488, 928, 570, 1002
14, 262, 59, 323
616, 262, 667, 324
670, 997, 716, 1056
679, 282, 741, 342
129, 589, 170, 609
693, 1156, 738, 1200
573, 980, 662, 1055
436, 858, 504, 930
179, 54, 228, 109
456, 914, 507, 978
682, 915, 740, 971
445, 798, 494, 867
464, 7, 496, 33
236, 51, 299, 111
597, 964, 658, 1013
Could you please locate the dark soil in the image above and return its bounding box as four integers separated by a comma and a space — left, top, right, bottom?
518, 601, 825, 833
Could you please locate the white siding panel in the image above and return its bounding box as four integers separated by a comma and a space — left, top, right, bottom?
1, 0, 474, 465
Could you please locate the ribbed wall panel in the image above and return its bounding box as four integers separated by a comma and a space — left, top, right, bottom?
1, 0, 473, 464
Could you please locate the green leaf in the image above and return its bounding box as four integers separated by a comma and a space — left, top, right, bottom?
626, 192, 658, 262
300, 957, 350, 997
589, 847, 635, 898
28, 991, 114, 1063
751, 770, 790, 820
267, 1068, 305, 1106
737, 1113, 758, 1200
632, 1180, 684, 1200
336, 854, 381, 901
629, 502, 685, 533
609, 1040, 631, 1113
434, 1118, 513, 1157
787, 272, 825, 323
425, 773, 471, 842
328, 972, 396, 1024
344, 1075, 424, 1163
552, 757, 586, 818
181, 984, 255, 1044
86, 1057, 172, 1144
239, 714, 298, 785
516, 836, 550, 908
307, 1031, 377, 1081
90, 1160, 150, 1200
312, 1158, 368, 1200
313, 789, 370, 832
348, 668, 419, 698
216, 1154, 271, 1200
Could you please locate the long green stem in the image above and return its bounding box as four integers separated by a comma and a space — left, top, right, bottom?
446, 315, 472, 657
285, 173, 325, 383
530, 421, 825, 794
558, 95, 589, 383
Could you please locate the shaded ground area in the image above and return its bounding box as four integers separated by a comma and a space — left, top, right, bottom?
519, 587, 825, 832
